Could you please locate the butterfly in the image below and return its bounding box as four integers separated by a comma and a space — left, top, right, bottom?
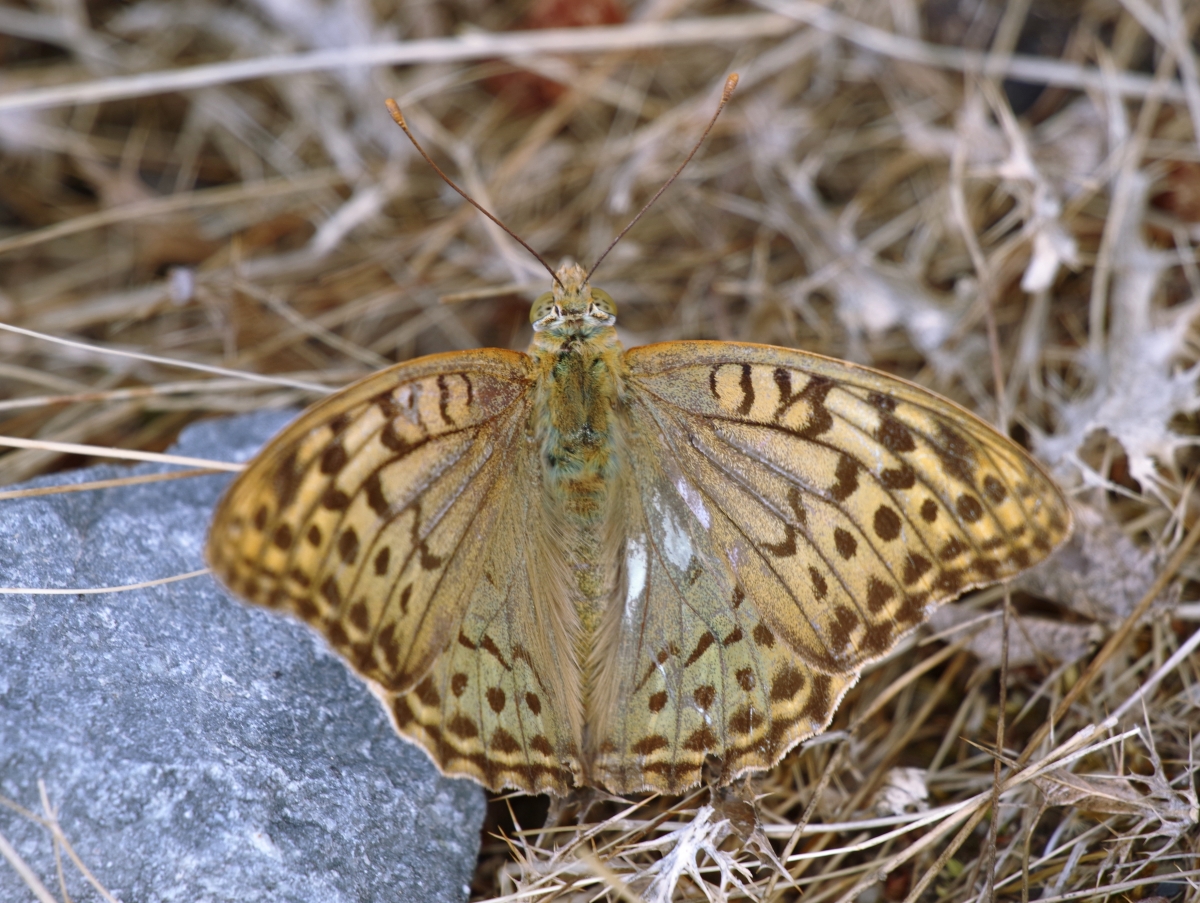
206, 81, 1072, 797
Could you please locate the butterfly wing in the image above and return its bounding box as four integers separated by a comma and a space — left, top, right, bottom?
207, 350, 582, 794
591, 341, 1071, 793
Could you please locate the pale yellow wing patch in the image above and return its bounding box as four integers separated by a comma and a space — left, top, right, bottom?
207, 350, 581, 794
605, 340, 1071, 791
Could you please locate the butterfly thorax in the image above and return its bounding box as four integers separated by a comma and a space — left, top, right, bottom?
528, 264, 628, 640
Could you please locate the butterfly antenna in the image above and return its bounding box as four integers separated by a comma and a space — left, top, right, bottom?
585, 73, 738, 284
385, 99, 562, 289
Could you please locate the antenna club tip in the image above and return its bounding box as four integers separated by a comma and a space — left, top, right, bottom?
724, 73, 739, 96
384, 98, 406, 127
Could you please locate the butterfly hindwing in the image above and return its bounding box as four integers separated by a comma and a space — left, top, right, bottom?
208, 350, 581, 793
592, 421, 855, 794
607, 340, 1071, 789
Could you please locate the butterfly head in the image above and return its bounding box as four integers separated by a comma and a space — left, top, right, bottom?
530, 262, 617, 339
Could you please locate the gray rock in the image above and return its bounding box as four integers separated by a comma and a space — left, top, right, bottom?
0, 411, 486, 903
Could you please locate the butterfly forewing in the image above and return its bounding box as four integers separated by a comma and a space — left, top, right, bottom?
208, 350, 582, 794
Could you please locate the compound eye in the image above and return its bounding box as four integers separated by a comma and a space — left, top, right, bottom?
590, 288, 617, 319
529, 292, 555, 324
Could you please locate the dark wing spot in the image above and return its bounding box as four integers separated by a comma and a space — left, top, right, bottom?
365, 473, 388, 516
794, 376, 835, 439
785, 486, 807, 525
902, 553, 932, 584
684, 727, 716, 752
830, 455, 859, 502
873, 505, 902, 541
398, 584, 412, 615
830, 605, 859, 649
880, 463, 915, 490
374, 546, 390, 575
921, 499, 939, 522
685, 632, 715, 667
866, 577, 896, 613
272, 524, 294, 550
648, 691, 668, 713
752, 623, 775, 647
934, 423, 977, 483
983, 474, 1008, 503
772, 368, 800, 420
737, 363, 755, 415
763, 523, 797, 558
973, 558, 1000, 580
326, 621, 349, 647
451, 673, 468, 697
1010, 547, 1031, 568
320, 442, 348, 475
878, 416, 916, 453
861, 622, 894, 656
736, 667, 755, 691
253, 506, 268, 531
800, 674, 833, 722
320, 576, 342, 608
481, 635, 511, 670
525, 692, 541, 715
531, 735, 553, 757
631, 735, 669, 755
322, 487, 350, 510
415, 677, 440, 707
337, 527, 359, 564
834, 528, 858, 559
722, 626, 744, 645
729, 706, 764, 735
694, 685, 716, 709
810, 566, 828, 599
447, 714, 478, 739
392, 697, 414, 727
934, 569, 963, 593
939, 537, 969, 561
378, 624, 399, 670
348, 601, 369, 631
896, 593, 928, 625
273, 451, 302, 509
732, 586, 745, 609
487, 687, 506, 713
436, 374, 454, 426
956, 494, 984, 523
458, 631, 477, 651
490, 728, 519, 754
770, 665, 805, 701
306, 524, 322, 546
869, 392, 898, 412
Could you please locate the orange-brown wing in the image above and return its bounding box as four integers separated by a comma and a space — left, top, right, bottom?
591, 340, 1071, 793
207, 350, 582, 794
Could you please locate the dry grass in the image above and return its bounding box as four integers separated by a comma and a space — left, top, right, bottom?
2, 0, 1199, 901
